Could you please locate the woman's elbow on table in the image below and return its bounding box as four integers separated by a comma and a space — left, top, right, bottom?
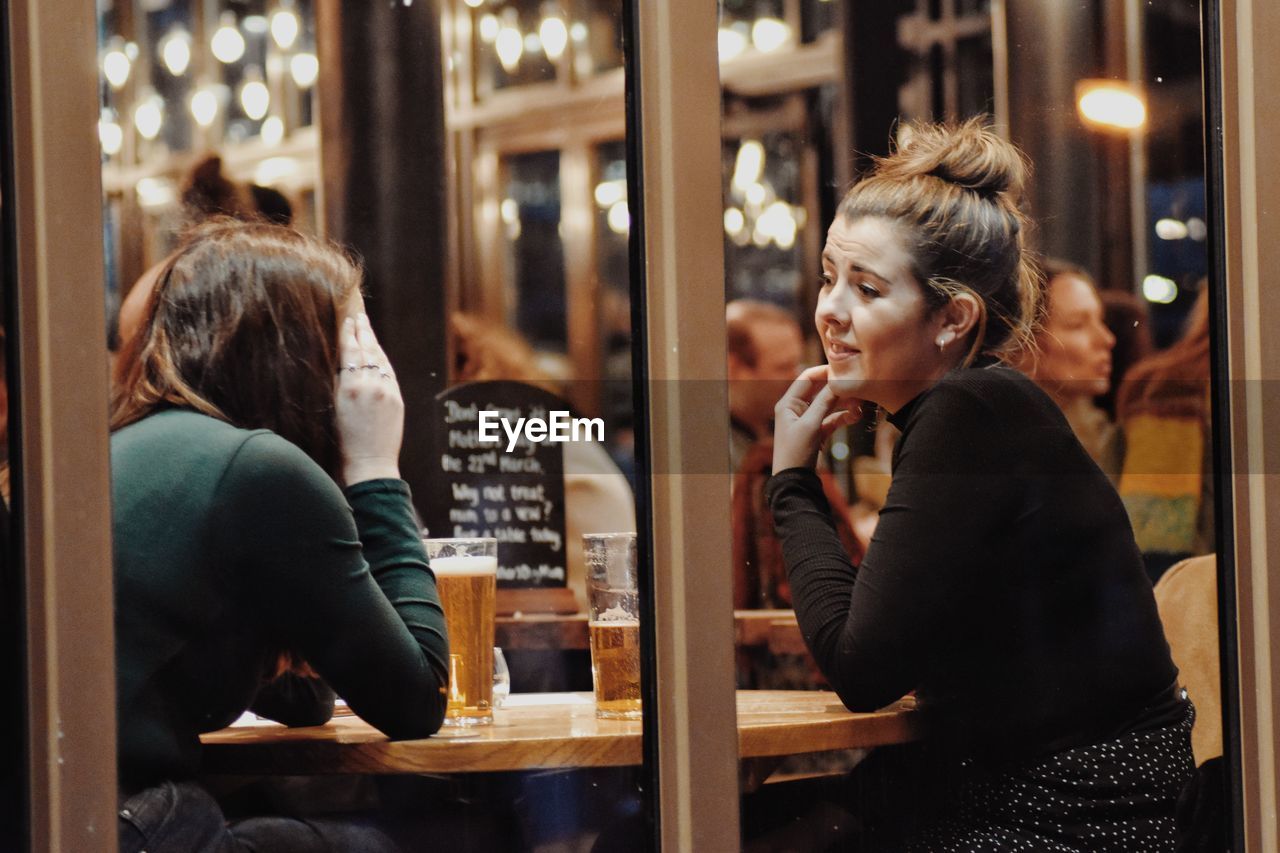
366, 688, 447, 740
350, 661, 449, 739
832, 683, 905, 714
827, 657, 913, 714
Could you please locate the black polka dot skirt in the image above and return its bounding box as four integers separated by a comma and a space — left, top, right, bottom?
908, 700, 1197, 852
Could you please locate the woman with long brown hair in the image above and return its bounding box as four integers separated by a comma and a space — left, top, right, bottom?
111, 220, 448, 852
1013, 258, 1124, 482
1116, 287, 1214, 580
763, 120, 1193, 849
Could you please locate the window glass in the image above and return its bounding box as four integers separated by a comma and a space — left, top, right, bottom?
593, 140, 636, 478
502, 150, 567, 353
472, 0, 561, 95
801, 0, 838, 43
99, 0, 653, 849
722, 126, 808, 311
722, 1, 1222, 848
573, 0, 625, 75
719, 0, 793, 61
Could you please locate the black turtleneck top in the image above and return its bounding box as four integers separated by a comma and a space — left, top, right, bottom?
766, 364, 1182, 759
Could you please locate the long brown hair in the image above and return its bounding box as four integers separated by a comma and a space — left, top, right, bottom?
111, 220, 362, 479
1116, 286, 1211, 421
838, 118, 1042, 365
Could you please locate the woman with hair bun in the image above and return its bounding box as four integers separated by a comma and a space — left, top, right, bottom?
765, 120, 1193, 849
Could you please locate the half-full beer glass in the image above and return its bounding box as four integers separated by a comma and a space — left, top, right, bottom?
424, 537, 497, 726
584, 533, 642, 720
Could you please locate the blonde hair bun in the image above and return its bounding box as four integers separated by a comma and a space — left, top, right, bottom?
880, 118, 1027, 201
838, 117, 1041, 363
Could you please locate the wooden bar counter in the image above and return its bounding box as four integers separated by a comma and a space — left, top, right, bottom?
200, 691, 919, 776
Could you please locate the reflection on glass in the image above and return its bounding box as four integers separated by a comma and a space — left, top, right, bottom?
99, 0, 650, 847
97, 0, 316, 163
572, 0, 624, 75
473, 0, 560, 94
502, 150, 567, 353
722, 0, 1218, 849
455, 0, 619, 103
99, 0, 321, 293
898, 0, 995, 122
593, 141, 634, 468
722, 130, 806, 311
801, 0, 838, 43
720, 0, 790, 62
956, 35, 995, 117
1143, 0, 1208, 346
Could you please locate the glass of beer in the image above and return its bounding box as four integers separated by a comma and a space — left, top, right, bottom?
584, 532, 642, 720
424, 537, 497, 727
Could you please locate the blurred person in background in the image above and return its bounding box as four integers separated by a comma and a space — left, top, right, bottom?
726, 300, 862, 611
726, 299, 807, 471
1098, 288, 1155, 422
114, 154, 295, 358
1013, 258, 1123, 482
1116, 287, 1214, 582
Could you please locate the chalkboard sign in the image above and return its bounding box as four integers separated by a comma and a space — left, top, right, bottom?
424, 381, 572, 606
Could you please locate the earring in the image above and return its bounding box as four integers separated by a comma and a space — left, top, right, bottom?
936, 334, 951, 350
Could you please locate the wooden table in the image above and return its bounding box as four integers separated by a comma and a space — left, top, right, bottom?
200, 691, 919, 776
497, 610, 802, 652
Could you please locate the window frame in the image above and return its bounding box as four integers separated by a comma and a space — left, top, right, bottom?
6, 0, 117, 848
10, 0, 1280, 848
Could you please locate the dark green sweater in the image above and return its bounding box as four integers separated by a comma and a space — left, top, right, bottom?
112, 409, 449, 791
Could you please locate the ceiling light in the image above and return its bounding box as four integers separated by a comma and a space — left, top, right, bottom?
1142, 274, 1178, 305
593, 179, 626, 208
98, 113, 123, 156
1076, 80, 1147, 130
260, 115, 285, 145
136, 177, 175, 209
160, 27, 192, 76
102, 43, 132, 89
1154, 218, 1189, 240
240, 77, 270, 121
607, 201, 630, 234
190, 87, 220, 127
718, 27, 747, 62
751, 18, 790, 54
732, 140, 765, 192
540, 14, 568, 60
133, 94, 163, 140
270, 7, 300, 49
495, 24, 523, 71
211, 14, 247, 64
290, 53, 319, 88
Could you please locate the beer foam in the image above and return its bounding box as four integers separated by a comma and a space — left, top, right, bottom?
429, 555, 499, 576
591, 606, 638, 624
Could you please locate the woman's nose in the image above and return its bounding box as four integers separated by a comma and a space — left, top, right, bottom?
1096, 321, 1116, 350
816, 283, 848, 328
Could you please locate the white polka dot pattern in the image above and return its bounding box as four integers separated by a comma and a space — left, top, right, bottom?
907, 702, 1197, 852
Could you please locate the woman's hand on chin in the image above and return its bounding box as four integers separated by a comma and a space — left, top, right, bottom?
771, 365, 859, 474
336, 313, 405, 486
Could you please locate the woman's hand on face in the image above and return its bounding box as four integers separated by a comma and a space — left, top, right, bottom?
772, 365, 859, 475
335, 313, 405, 486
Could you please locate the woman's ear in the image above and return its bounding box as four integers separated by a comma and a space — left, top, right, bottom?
934, 291, 981, 349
